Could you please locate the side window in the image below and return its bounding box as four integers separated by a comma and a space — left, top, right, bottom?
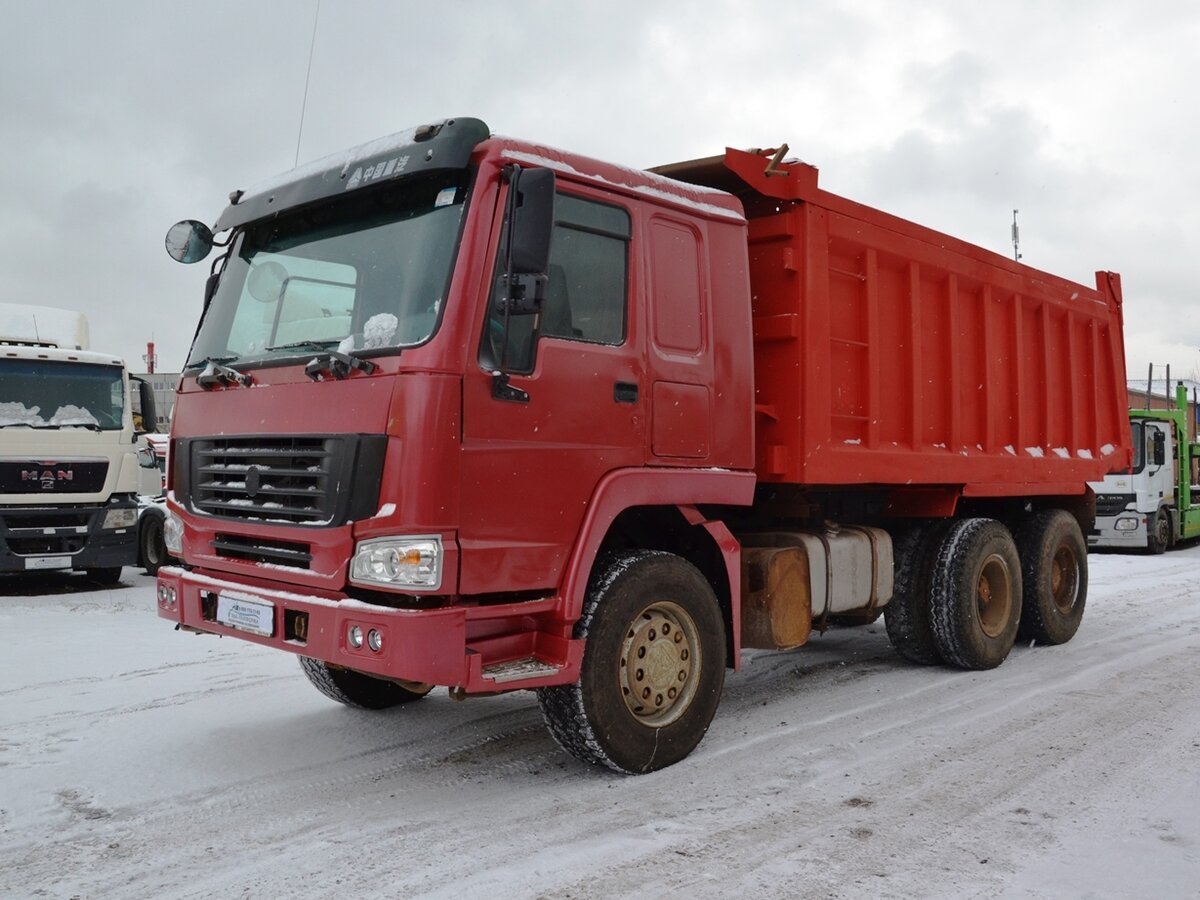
483, 190, 630, 373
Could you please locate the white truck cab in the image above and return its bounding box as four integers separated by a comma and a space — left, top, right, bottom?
0, 304, 159, 583
1089, 418, 1175, 553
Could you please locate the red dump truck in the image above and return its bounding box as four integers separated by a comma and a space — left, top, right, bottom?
158, 117, 1130, 773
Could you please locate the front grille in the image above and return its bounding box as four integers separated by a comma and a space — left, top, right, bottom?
1095, 493, 1134, 517
176, 434, 386, 528
212, 533, 312, 568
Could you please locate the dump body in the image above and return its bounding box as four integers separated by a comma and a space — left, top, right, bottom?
661, 150, 1131, 507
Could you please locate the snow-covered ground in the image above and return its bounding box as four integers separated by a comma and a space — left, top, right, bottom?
2, 549, 1198, 899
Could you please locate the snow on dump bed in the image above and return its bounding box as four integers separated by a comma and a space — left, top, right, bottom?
0, 303, 89, 349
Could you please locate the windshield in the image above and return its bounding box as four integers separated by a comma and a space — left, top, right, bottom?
187, 171, 471, 369
0, 358, 124, 430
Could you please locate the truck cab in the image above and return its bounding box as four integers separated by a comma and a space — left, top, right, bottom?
1089, 418, 1176, 551
0, 304, 160, 582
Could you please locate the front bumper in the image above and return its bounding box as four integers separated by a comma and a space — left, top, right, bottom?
1088, 514, 1148, 549
0, 500, 139, 573
156, 566, 582, 692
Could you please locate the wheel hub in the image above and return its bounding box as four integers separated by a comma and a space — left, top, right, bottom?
976, 554, 1013, 638
620, 601, 700, 726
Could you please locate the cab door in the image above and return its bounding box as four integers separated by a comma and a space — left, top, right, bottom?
460, 184, 644, 596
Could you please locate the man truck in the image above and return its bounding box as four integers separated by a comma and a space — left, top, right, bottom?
157, 118, 1129, 773
1089, 379, 1200, 552
1, 303, 160, 583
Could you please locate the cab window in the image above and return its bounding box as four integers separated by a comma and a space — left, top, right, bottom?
483, 191, 630, 374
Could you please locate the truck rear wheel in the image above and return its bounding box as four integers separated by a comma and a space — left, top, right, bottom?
298, 657, 433, 710
1015, 510, 1087, 645
537, 551, 726, 774
929, 518, 1022, 670
885, 522, 951, 665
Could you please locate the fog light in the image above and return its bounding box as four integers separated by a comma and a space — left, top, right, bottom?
347, 624, 364, 649
157, 583, 176, 606
367, 629, 383, 652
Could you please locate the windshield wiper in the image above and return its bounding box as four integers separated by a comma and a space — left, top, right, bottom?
304, 350, 378, 381
196, 357, 253, 389
267, 339, 342, 353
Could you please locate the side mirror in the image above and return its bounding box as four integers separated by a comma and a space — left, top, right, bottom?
509, 168, 555, 275
165, 219, 214, 264
1153, 430, 1167, 466
136, 379, 159, 434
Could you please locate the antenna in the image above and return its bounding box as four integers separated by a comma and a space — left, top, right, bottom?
294, 0, 321, 167
1011, 209, 1022, 261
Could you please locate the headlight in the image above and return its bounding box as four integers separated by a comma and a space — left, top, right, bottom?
1114, 517, 1140, 532
350, 536, 442, 591
163, 511, 184, 554
102, 507, 138, 530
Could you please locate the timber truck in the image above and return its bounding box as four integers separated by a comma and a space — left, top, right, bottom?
1089, 378, 1200, 552
157, 117, 1129, 773
1, 303, 160, 583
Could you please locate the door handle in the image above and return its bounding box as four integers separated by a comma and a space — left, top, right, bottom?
614, 382, 639, 404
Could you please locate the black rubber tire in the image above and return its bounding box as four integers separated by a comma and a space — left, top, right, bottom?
1148, 509, 1170, 555
139, 511, 168, 575
929, 518, 1022, 670
884, 522, 952, 665
537, 551, 726, 774
298, 657, 432, 710
85, 566, 123, 587
1014, 510, 1087, 645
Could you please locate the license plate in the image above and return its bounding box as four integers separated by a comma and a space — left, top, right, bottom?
25, 556, 72, 571
216, 594, 275, 637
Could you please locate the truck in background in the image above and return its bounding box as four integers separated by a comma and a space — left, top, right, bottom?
0, 303, 160, 583
157, 118, 1129, 772
1089, 374, 1200, 553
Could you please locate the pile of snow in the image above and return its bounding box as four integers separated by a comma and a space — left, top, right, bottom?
0, 402, 99, 428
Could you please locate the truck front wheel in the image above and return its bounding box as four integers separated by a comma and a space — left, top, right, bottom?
1014, 510, 1087, 645
139, 511, 168, 575
1148, 509, 1171, 555
298, 657, 433, 709
85, 566, 123, 587
537, 551, 726, 774
929, 519, 1022, 670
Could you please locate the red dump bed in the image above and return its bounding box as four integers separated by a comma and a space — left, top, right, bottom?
662, 149, 1131, 497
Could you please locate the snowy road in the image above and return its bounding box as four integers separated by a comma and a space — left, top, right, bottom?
2, 549, 1199, 898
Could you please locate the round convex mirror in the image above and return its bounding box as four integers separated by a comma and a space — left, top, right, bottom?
165, 219, 214, 263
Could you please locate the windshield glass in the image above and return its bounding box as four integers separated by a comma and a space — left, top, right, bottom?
187, 171, 470, 369
0, 359, 124, 429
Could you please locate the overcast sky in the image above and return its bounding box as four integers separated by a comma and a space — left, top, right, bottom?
2, 0, 1197, 382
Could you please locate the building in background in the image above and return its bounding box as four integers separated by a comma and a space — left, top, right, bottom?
1126, 377, 1199, 441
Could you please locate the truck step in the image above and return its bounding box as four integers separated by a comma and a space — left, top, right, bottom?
481, 658, 561, 684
